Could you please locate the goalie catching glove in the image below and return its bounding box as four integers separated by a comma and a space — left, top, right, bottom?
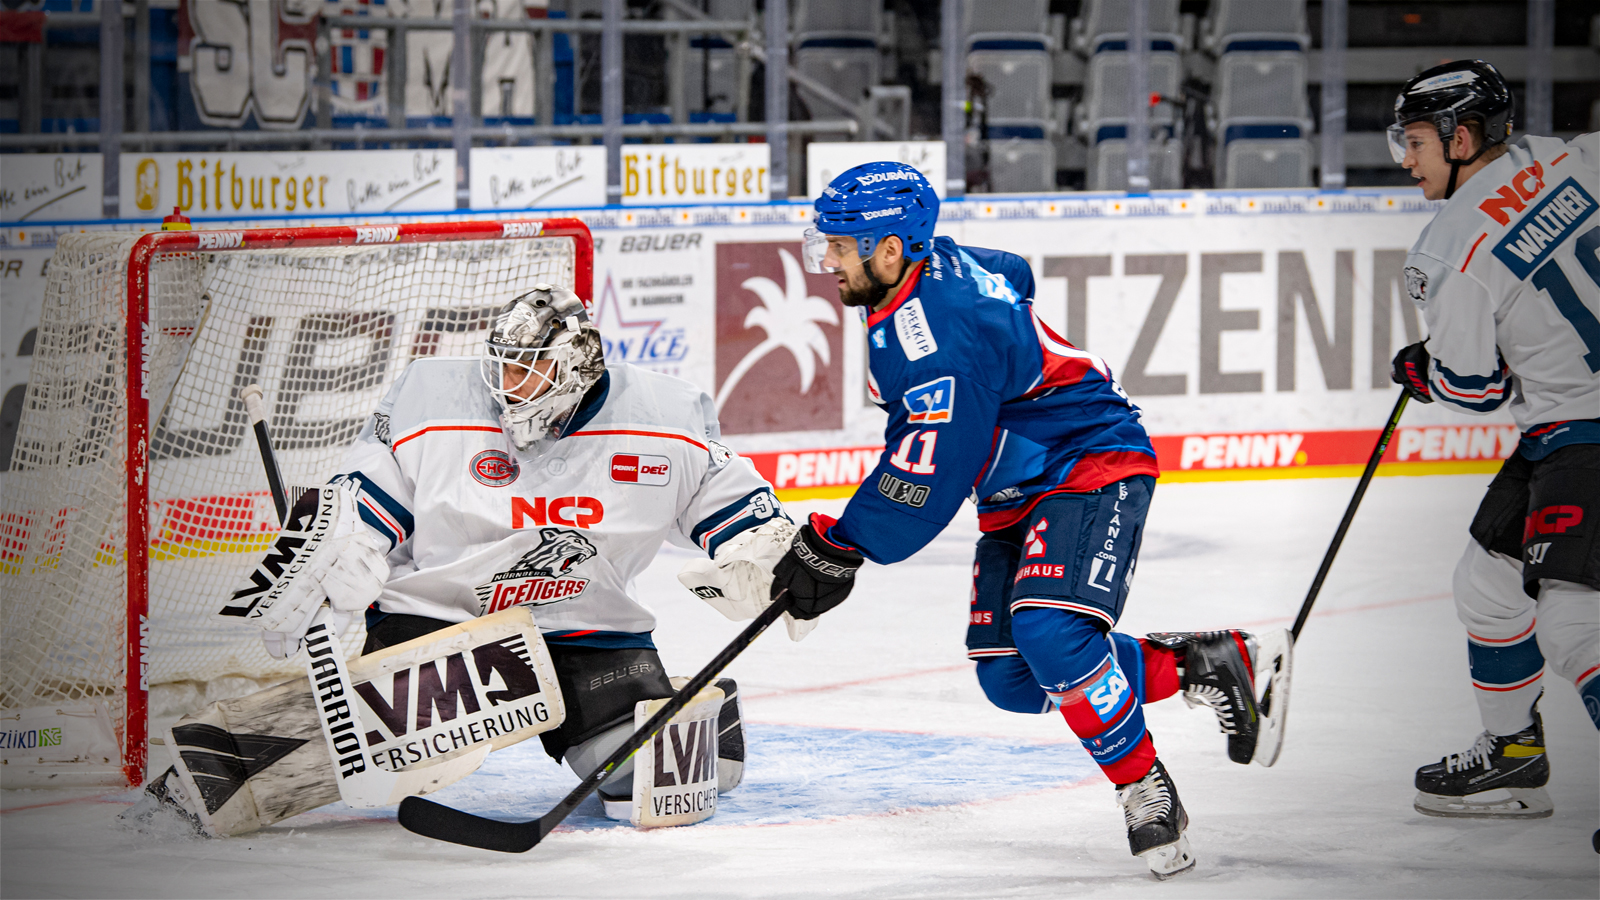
677, 517, 818, 641
220, 484, 390, 658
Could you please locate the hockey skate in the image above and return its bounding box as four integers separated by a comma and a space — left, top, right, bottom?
118, 765, 208, 837
1414, 706, 1553, 819
1116, 758, 1195, 880
1148, 628, 1292, 766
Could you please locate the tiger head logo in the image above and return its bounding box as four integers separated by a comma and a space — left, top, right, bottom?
515, 528, 599, 578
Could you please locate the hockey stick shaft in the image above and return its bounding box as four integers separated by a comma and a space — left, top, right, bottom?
398, 592, 797, 853
240, 384, 289, 525
1290, 391, 1409, 641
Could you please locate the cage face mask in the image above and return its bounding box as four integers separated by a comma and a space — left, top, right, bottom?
480, 284, 604, 450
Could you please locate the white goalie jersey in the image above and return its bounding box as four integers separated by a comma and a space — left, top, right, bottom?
1403, 132, 1600, 434
335, 358, 788, 634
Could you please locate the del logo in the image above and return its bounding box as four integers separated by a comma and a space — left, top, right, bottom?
353, 634, 553, 772
474, 529, 597, 614
471, 449, 520, 487
903, 375, 955, 424
611, 453, 671, 485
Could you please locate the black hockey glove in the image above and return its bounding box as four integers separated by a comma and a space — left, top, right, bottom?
1390, 341, 1434, 403
770, 513, 864, 620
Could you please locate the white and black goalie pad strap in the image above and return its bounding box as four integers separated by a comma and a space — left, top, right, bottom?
628, 685, 725, 828
161, 607, 566, 836
218, 485, 340, 624
671, 675, 744, 793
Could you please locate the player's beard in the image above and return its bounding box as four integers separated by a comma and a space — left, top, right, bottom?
838, 257, 905, 310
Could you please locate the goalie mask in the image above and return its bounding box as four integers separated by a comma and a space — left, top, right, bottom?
481, 284, 604, 451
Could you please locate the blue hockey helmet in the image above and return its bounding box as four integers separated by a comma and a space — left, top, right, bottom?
803, 161, 939, 274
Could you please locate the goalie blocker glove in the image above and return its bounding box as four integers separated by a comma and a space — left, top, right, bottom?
1390, 341, 1435, 403
770, 513, 863, 620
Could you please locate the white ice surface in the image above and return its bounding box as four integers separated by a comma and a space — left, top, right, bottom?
4, 475, 1597, 898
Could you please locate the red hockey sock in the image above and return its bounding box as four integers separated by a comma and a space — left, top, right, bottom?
1099, 734, 1158, 785
1138, 638, 1182, 703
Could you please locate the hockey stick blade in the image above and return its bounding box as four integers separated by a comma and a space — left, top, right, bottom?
1289, 391, 1408, 641
399, 594, 795, 852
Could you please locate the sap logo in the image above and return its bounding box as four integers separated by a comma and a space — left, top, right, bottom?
471, 450, 520, 487
611, 453, 671, 485
501, 221, 544, 239
1491, 178, 1596, 279
894, 298, 938, 360
857, 170, 920, 186
970, 611, 993, 625
1479, 162, 1546, 226
872, 329, 886, 349
861, 207, 904, 220
197, 231, 245, 250
1524, 504, 1584, 540
1085, 661, 1130, 721
355, 226, 400, 244
511, 496, 604, 528
903, 375, 955, 424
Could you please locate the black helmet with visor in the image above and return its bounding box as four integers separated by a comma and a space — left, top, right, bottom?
1389, 59, 1514, 199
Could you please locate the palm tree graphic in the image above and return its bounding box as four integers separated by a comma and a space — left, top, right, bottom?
715, 248, 840, 411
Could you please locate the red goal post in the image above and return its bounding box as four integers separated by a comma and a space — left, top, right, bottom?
1, 218, 592, 788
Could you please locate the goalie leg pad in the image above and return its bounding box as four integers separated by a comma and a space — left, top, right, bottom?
150, 607, 563, 836
622, 684, 726, 827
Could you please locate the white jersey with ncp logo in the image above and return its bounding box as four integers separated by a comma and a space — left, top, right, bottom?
336, 358, 786, 633
1403, 133, 1600, 431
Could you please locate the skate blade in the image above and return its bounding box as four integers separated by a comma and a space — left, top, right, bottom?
1413, 787, 1554, 819
1250, 629, 1292, 768
1140, 835, 1196, 880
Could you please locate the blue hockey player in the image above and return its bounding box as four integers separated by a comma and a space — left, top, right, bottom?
763, 162, 1294, 879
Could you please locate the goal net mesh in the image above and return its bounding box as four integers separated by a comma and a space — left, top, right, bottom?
1, 229, 577, 762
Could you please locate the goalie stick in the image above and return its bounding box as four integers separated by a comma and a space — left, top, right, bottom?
237, 384, 490, 808
398, 592, 796, 852
1290, 391, 1410, 640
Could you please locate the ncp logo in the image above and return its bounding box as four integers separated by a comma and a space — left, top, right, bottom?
511, 496, 604, 529
1524, 505, 1583, 541
611, 453, 671, 485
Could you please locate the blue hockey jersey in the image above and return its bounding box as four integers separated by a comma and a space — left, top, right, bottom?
826, 236, 1158, 565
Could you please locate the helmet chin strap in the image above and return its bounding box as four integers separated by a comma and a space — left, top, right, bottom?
859, 255, 909, 309
1440, 132, 1490, 201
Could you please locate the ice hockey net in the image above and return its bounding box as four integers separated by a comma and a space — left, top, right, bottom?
0, 219, 592, 787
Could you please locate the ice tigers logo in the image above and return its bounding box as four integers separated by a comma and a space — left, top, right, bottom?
515, 528, 598, 577
474, 528, 599, 614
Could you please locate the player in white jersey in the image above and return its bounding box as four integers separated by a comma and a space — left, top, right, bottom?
1386, 60, 1600, 821
258, 283, 803, 815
